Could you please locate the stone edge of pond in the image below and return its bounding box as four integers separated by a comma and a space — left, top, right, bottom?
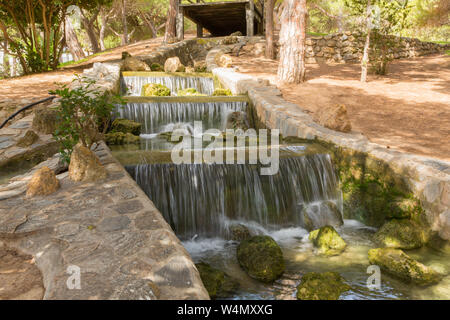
209, 65, 450, 241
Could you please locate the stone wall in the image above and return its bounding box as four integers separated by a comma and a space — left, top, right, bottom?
303, 32, 449, 64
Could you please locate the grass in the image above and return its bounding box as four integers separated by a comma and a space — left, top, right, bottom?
58, 50, 111, 68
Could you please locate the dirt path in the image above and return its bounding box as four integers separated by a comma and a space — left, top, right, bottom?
0, 243, 44, 300
233, 53, 450, 160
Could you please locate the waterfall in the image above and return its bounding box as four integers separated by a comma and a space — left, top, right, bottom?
115, 101, 248, 134
121, 75, 215, 96
126, 154, 342, 239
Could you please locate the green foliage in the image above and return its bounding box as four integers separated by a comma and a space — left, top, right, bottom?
49, 75, 124, 163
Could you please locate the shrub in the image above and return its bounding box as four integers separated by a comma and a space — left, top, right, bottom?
50, 76, 124, 163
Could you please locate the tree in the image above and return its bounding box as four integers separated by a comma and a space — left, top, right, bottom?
164, 0, 177, 42
277, 0, 308, 84
265, 0, 276, 59
65, 11, 86, 61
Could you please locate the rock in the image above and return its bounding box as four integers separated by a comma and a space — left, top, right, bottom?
301, 201, 343, 231
368, 248, 441, 286
16, 130, 39, 147
373, 218, 430, 249
215, 53, 233, 68
221, 36, 238, 45
32, 108, 58, 134
194, 61, 207, 73
296, 272, 350, 300
236, 235, 285, 283
150, 63, 164, 71
387, 198, 422, 219
68, 145, 107, 182
212, 88, 232, 96
185, 66, 195, 73
122, 57, 151, 72
314, 104, 352, 133
141, 83, 171, 97
196, 262, 239, 299
26, 166, 60, 197
228, 224, 251, 241
226, 111, 248, 130
254, 42, 266, 56
110, 119, 142, 135
230, 31, 243, 37
164, 57, 185, 73
105, 132, 140, 145
121, 51, 132, 59
177, 88, 206, 96
309, 226, 346, 256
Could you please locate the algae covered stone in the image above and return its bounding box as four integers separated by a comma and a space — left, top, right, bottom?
110, 118, 142, 135
105, 132, 140, 145
142, 83, 171, 97
150, 63, 164, 71
228, 224, 252, 241
373, 218, 429, 249
368, 248, 441, 286
296, 272, 350, 300
196, 262, 239, 299
236, 235, 285, 283
177, 88, 206, 96
309, 225, 347, 256
212, 88, 232, 96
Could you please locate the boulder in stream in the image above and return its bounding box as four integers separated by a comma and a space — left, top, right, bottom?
141, 83, 171, 97
110, 118, 142, 136
296, 272, 351, 300
228, 224, 252, 241
368, 248, 441, 286
309, 225, 347, 256
373, 218, 430, 250
196, 262, 239, 299
105, 132, 140, 145
237, 235, 285, 283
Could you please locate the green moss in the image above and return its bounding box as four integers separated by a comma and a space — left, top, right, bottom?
110, 118, 142, 135
368, 248, 441, 286
373, 218, 430, 249
141, 83, 171, 96
150, 63, 164, 71
296, 272, 350, 300
237, 236, 285, 283
196, 262, 239, 299
177, 88, 207, 96
228, 224, 251, 241
105, 132, 140, 145
212, 88, 232, 96
309, 226, 347, 256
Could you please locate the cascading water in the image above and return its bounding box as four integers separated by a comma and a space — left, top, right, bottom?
126, 154, 342, 240
115, 101, 247, 134
121, 75, 215, 96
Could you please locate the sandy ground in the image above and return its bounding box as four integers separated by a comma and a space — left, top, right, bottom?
233, 52, 450, 160
0, 243, 44, 300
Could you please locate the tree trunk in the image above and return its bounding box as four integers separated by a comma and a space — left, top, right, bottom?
164, 0, 177, 42
65, 16, 85, 61
361, 0, 371, 83
81, 12, 100, 54
121, 0, 128, 45
265, 0, 275, 59
3, 40, 9, 77
277, 0, 307, 84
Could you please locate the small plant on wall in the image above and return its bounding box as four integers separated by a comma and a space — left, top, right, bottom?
50, 75, 125, 164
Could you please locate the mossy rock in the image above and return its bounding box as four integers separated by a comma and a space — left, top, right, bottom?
373, 218, 430, 249
368, 248, 441, 286
142, 83, 171, 97
309, 226, 347, 256
110, 119, 142, 136
387, 198, 422, 219
150, 63, 164, 71
16, 130, 39, 147
296, 272, 351, 300
212, 88, 232, 96
157, 131, 183, 143
177, 88, 207, 96
105, 132, 140, 145
228, 224, 252, 241
237, 235, 285, 283
196, 262, 239, 299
